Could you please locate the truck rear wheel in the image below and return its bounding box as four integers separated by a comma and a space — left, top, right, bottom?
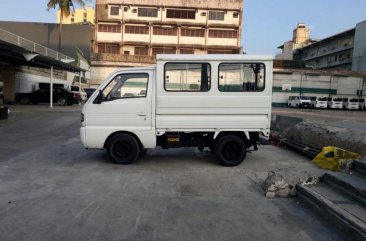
215, 135, 247, 167
107, 134, 140, 165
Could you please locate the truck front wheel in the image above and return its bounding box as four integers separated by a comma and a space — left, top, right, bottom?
215, 135, 247, 167
107, 134, 140, 165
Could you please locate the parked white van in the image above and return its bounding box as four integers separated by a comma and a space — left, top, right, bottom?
342, 97, 359, 110
288, 96, 311, 108
81, 55, 273, 166
310, 96, 328, 109
327, 97, 343, 109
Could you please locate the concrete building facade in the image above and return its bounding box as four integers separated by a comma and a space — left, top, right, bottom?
91, 0, 243, 85
277, 21, 366, 72
272, 69, 366, 107
57, 8, 95, 25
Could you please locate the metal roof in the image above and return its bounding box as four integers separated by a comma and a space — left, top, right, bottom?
0, 28, 87, 72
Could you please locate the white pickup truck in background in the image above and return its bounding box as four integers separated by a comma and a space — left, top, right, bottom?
81, 55, 273, 166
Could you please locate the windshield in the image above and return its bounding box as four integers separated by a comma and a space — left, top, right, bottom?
333, 98, 342, 102
318, 97, 327, 101
349, 98, 358, 103
300, 96, 310, 100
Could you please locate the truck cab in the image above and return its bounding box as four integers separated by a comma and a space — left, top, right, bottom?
81, 55, 273, 166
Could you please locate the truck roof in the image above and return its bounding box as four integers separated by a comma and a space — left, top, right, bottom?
157, 54, 273, 61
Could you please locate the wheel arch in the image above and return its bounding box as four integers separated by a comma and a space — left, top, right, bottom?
104, 131, 144, 151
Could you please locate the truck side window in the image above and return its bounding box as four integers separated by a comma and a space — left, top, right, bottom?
218, 63, 265, 92
102, 73, 148, 100
164, 63, 211, 92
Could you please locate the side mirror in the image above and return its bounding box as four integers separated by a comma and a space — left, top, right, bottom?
93, 90, 104, 104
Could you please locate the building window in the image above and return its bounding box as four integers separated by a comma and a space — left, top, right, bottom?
218, 63, 265, 92
209, 29, 237, 39
166, 9, 195, 19
180, 49, 194, 54
138, 8, 158, 17
208, 49, 237, 54
233, 12, 239, 18
98, 24, 121, 33
152, 48, 176, 55
181, 28, 205, 37
98, 43, 120, 54
153, 27, 177, 36
110, 6, 120, 16
125, 25, 149, 34
124, 51, 130, 55
135, 47, 149, 56
209, 11, 225, 21
164, 63, 211, 92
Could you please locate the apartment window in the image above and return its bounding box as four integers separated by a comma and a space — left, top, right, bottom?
166, 9, 195, 19
124, 51, 130, 55
209, 29, 237, 39
110, 6, 120, 16
233, 12, 239, 18
164, 63, 211, 92
219, 63, 265, 92
181, 28, 205, 37
138, 8, 158, 17
153, 27, 177, 36
98, 24, 121, 33
135, 47, 149, 56
125, 25, 149, 34
209, 11, 225, 21
152, 48, 176, 55
208, 49, 237, 54
98, 43, 120, 54
180, 49, 194, 54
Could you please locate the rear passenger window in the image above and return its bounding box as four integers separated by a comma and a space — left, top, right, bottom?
219, 63, 265, 92
164, 63, 211, 92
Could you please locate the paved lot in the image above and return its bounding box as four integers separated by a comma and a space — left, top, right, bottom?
0, 105, 346, 241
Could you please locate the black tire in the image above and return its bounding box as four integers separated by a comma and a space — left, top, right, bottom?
107, 134, 140, 165
20, 96, 30, 105
215, 135, 247, 167
58, 97, 67, 106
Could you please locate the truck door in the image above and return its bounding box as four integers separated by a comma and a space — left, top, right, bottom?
86, 70, 155, 148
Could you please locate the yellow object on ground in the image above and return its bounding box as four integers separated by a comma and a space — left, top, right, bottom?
312, 146, 361, 171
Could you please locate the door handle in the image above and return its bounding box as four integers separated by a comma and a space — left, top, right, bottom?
137, 112, 147, 117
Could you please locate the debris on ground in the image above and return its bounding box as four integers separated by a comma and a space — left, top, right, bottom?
262, 171, 320, 198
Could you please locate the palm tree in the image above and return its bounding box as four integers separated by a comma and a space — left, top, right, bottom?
47, 0, 86, 52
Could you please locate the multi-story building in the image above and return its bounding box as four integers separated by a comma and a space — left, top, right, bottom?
91, 0, 243, 84
57, 7, 95, 25
277, 21, 366, 72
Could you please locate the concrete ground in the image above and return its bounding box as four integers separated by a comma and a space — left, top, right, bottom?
0, 105, 346, 241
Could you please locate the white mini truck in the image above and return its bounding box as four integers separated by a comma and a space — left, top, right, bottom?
81, 55, 273, 166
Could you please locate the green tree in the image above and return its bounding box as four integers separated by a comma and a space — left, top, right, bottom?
47, 0, 86, 52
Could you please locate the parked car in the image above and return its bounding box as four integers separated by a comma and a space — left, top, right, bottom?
327, 97, 343, 109
20, 88, 77, 106
288, 96, 311, 108
310, 96, 327, 109
342, 97, 359, 110
71, 85, 88, 103
83, 87, 97, 99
